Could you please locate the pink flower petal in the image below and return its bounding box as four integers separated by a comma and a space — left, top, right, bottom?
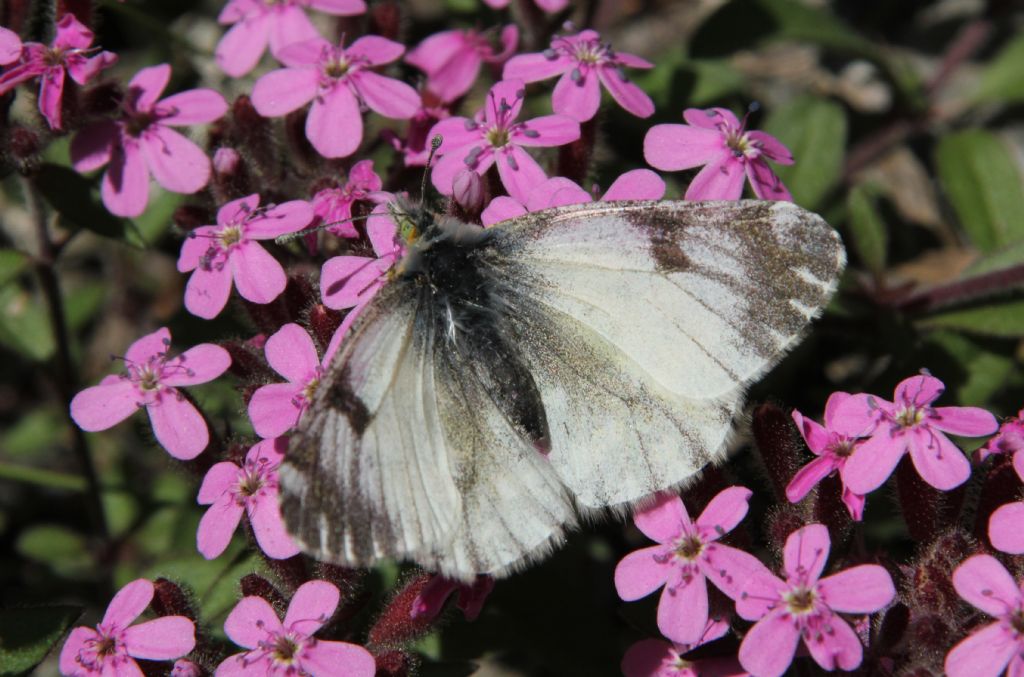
244, 200, 314, 240
840, 431, 907, 495
484, 79, 526, 125
620, 638, 674, 677
895, 374, 945, 407
184, 266, 235, 320
526, 177, 590, 210
197, 494, 245, 559
178, 227, 219, 273
613, 545, 673, 601
746, 159, 792, 201
747, 130, 793, 164
147, 391, 209, 459
644, 124, 723, 171
126, 327, 171, 365
952, 554, 1022, 615
71, 119, 118, 172
321, 255, 391, 309
354, 71, 420, 119
907, 426, 970, 491
347, 34, 405, 66
0, 26, 21, 65
142, 126, 211, 194
615, 52, 655, 70
482, 196, 527, 226
103, 579, 154, 627
162, 344, 232, 386
215, 653, 268, 677
633, 492, 687, 543
786, 456, 836, 503
101, 141, 151, 218
406, 30, 465, 74
945, 621, 1019, 677
307, 84, 362, 158
70, 380, 141, 431
990, 502, 1024, 554
792, 409, 830, 454
597, 66, 655, 118
552, 70, 601, 122
284, 580, 340, 631
842, 488, 866, 521
215, 17, 270, 78
218, 194, 261, 225
823, 392, 852, 426
298, 640, 377, 677
248, 383, 304, 438
736, 573, 785, 621
601, 169, 665, 201
738, 611, 801, 677
265, 324, 320, 382
684, 156, 745, 201
782, 523, 830, 583
124, 616, 196, 660
514, 114, 581, 147
497, 147, 547, 203
817, 565, 895, 613
231, 242, 287, 304
425, 49, 481, 103
366, 207, 401, 257
276, 37, 331, 68
803, 613, 863, 672
39, 67, 65, 130
59, 627, 98, 675
198, 461, 241, 504
502, 52, 572, 82
696, 486, 751, 538
158, 89, 229, 126
224, 596, 283, 649
251, 67, 319, 116
267, 6, 319, 58
431, 144, 487, 195
931, 406, 998, 437
247, 488, 301, 559
830, 392, 884, 436
701, 542, 773, 600
684, 107, 739, 130
307, 0, 367, 14
429, 117, 482, 156
129, 64, 171, 113
657, 570, 709, 645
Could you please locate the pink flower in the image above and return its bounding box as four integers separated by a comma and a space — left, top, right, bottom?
977, 409, 1024, 462
177, 194, 314, 319
786, 392, 868, 521
481, 168, 665, 225
59, 579, 195, 676
988, 451, 1024, 554
429, 79, 580, 202
483, 0, 569, 12
622, 620, 748, 677
197, 437, 301, 560
644, 107, 794, 201
832, 374, 999, 494
411, 575, 495, 623
172, 659, 202, 677
70, 327, 230, 460
383, 92, 452, 166
320, 199, 404, 310
70, 64, 227, 217
945, 554, 1024, 677
248, 324, 329, 438
406, 25, 518, 103
216, 580, 376, 676
0, 14, 116, 129
251, 35, 420, 158
614, 488, 771, 645
311, 159, 386, 238
504, 29, 653, 121
736, 524, 895, 677
215, 0, 367, 77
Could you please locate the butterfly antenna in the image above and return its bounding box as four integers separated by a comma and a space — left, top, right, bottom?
421, 135, 443, 200
275, 214, 373, 244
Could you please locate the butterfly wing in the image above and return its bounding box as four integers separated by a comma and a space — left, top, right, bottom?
484, 199, 845, 508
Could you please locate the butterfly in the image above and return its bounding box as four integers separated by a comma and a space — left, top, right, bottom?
280, 199, 845, 581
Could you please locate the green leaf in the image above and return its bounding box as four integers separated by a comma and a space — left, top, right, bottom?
923, 331, 1016, 407
762, 96, 847, 210
0, 407, 64, 459
963, 238, 1024, 278
934, 130, 1024, 252
0, 605, 82, 676
0, 249, 29, 288
65, 282, 106, 332
15, 524, 93, 579
845, 183, 888, 273
128, 189, 183, 247
33, 164, 137, 244
0, 285, 55, 362
973, 34, 1024, 104
918, 299, 1024, 338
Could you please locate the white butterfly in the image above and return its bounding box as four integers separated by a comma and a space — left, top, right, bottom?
280, 199, 845, 581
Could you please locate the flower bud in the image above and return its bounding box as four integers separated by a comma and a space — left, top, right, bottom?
240, 573, 286, 610
367, 573, 436, 647
213, 147, 240, 176
151, 578, 196, 620
171, 659, 203, 677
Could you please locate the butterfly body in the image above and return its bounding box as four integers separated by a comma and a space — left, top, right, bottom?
282, 200, 845, 580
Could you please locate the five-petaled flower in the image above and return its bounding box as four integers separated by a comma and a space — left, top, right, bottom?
215, 0, 368, 77
70, 327, 231, 459
251, 35, 420, 158
832, 374, 999, 494
311, 159, 386, 239
248, 323, 332, 438
786, 392, 868, 521
504, 28, 654, 122
988, 448, 1024, 554
0, 26, 21, 65
429, 79, 580, 202
70, 63, 227, 217
197, 437, 301, 559
644, 107, 794, 201
216, 579, 376, 676
614, 487, 771, 645
406, 25, 518, 103
945, 554, 1024, 677
59, 579, 195, 676
0, 14, 116, 129
736, 523, 895, 677
177, 193, 314, 319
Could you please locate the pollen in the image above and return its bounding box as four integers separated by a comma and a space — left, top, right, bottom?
784, 586, 817, 615
674, 534, 704, 560
218, 224, 243, 248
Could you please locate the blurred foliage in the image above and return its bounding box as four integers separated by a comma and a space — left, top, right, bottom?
1, 0, 1024, 675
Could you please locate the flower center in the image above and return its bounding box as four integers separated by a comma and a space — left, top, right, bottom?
1010, 608, 1024, 636
137, 366, 160, 391
674, 535, 704, 561
572, 40, 607, 65
784, 585, 817, 615
725, 130, 754, 157
303, 377, 320, 402
237, 469, 265, 498
218, 224, 243, 248
324, 56, 351, 79
272, 634, 300, 663
44, 46, 69, 67
486, 126, 510, 148
830, 438, 855, 458
124, 110, 157, 137
895, 406, 925, 428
